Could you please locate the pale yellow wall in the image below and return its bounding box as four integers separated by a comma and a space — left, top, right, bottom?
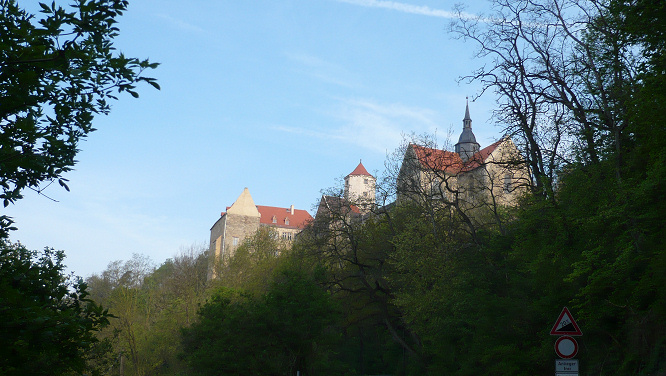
345, 173, 376, 211
396, 139, 529, 213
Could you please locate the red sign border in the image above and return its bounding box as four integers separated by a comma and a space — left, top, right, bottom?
554, 335, 578, 359
550, 307, 583, 336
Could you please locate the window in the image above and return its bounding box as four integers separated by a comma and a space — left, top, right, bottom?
232, 237, 239, 246
364, 178, 369, 184
272, 215, 277, 224
431, 181, 440, 196
285, 218, 290, 225
503, 173, 512, 193
281, 232, 293, 240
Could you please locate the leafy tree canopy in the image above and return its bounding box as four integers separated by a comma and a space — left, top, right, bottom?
0, 0, 158, 236
182, 268, 343, 376
0, 241, 110, 376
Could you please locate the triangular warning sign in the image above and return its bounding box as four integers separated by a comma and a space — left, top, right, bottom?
550, 307, 583, 336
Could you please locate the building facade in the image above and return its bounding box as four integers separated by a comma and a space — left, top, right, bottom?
397, 102, 529, 211
209, 188, 312, 266
316, 161, 377, 221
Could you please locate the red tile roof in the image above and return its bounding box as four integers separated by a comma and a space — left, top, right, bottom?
219, 206, 313, 229
411, 144, 463, 173
348, 161, 372, 177
462, 140, 502, 171
411, 140, 502, 173
256, 205, 313, 229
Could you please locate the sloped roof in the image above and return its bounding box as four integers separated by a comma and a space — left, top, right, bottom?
348, 161, 373, 177
256, 205, 313, 229
410, 140, 503, 173
317, 195, 361, 216
411, 144, 463, 173
216, 188, 313, 230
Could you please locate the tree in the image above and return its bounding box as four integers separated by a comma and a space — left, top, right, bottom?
0, 0, 158, 235
87, 254, 155, 376
448, 1, 666, 374
299, 179, 424, 374
86, 247, 210, 376
0, 241, 110, 376
450, 0, 640, 198
182, 268, 342, 376
212, 227, 286, 293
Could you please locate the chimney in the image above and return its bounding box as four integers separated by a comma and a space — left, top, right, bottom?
290, 205, 294, 215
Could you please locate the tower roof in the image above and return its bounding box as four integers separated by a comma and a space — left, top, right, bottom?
464, 99, 471, 122
348, 161, 373, 177
455, 99, 480, 160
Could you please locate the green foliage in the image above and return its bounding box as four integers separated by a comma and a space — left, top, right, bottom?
182, 268, 342, 375
0, 0, 158, 235
213, 227, 286, 294
46, 0, 663, 374
86, 247, 209, 376
0, 241, 110, 376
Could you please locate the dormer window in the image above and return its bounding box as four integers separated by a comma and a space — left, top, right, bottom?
272, 215, 277, 224
285, 218, 290, 225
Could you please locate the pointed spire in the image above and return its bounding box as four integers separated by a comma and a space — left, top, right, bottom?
463, 97, 472, 123
455, 99, 480, 161
463, 96, 472, 128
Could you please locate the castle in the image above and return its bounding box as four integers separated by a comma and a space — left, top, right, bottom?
209, 102, 527, 267
397, 101, 528, 212
316, 161, 377, 221
209, 188, 313, 264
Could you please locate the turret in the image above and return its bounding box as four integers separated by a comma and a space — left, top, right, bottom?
454, 99, 480, 161
344, 161, 375, 211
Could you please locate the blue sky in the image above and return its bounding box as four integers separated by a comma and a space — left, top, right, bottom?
7, 0, 502, 277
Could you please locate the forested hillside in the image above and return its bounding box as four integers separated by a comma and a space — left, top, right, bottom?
84, 0, 665, 373
2, 0, 664, 375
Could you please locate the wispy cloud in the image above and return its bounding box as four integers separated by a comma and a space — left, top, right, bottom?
275, 98, 441, 154
334, 0, 459, 19
156, 14, 206, 34
285, 52, 360, 89
285, 53, 339, 71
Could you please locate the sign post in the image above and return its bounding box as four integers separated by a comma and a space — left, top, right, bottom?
550, 307, 582, 376
550, 307, 583, 336
554, 336, 578, 359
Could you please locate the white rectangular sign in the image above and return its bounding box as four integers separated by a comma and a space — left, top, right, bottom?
556, 359, 579, 372
555, 373, 578, 376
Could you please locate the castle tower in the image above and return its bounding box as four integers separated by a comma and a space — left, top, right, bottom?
344, 161, 376, 211
454, 99, 481, 161
209, 187, 261, 265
